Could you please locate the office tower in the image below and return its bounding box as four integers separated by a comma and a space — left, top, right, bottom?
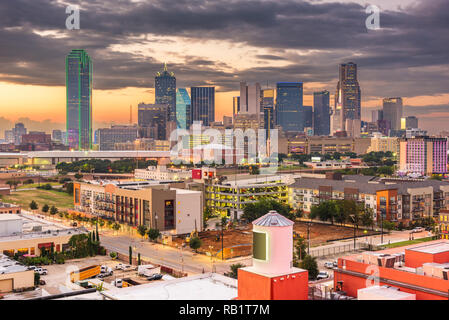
223, 116, 233, 128
383, 97, 403, 131
239, 82, 261, 115
66, 49, 92, 150
261, 88, 275, 137
4, 130, 14, 144
176, 88, 191, 130
138, 103, 168, 140
190, 87, 215, 126
401, 116, 418, 130
371, 109, 383, 123
232, 96, 240, 119
12, 123, 27, 145
334, 62, 361, 132
313, 90, 330, 136
98, 125, 138, 150
52, 130, 63, 142
276, 82, 303, 132
399, 137, 448, 176
303, 106, 313, 129
155, 63, 176, 122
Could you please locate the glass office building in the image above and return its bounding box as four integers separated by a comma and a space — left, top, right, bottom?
313, 90, 330, 136
155, 63, 176, 122
261, 89, 275, 138
191, 87, 215, 127
66, 49, 92, 150
276, 82, 303, 132
176, 88, 191, 130
335, 62, 361, 130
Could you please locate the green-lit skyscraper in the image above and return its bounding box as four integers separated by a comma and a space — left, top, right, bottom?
66, 49, 92, 150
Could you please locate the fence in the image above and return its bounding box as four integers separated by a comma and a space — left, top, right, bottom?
309, 242, 370, 258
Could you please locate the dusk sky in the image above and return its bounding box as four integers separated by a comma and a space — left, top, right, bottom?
0, 0, 448, 135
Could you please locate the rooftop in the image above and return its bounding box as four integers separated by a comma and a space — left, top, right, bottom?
0, 214, 22, 221
101, 273, 237, 300
0, 254, 29, 274
407, 242, 449, 254
253, 211, 294, 227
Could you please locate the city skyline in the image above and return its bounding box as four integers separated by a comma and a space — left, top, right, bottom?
0, 0, 448, 135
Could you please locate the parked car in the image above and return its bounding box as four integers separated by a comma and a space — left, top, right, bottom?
28, 266, 37, 271
147, 273, 163, 281
122, 265, 134, 271
324, 262, 334, 269
98, 270, 113, 279
115, 264, 124, 270
71, 222, 78, 227
111, 279, 123, 288
332, 261, 338, 268
35, 267, 48, 275
39, 280, 46, 285
101, 265, 112, 273
412, 227, 425, 233
316, 271, 330, 280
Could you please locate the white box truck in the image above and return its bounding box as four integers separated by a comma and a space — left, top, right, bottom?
138, 264, 161, 277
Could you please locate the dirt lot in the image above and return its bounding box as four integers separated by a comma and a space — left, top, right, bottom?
172, 221, 376, 256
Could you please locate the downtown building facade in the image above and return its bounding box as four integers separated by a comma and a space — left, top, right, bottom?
333, 62, 361, 135
313, 90, 331, 136
176, 88, 191, 130
383, 97, 403, 131
276, 82, 303, 132
97, 125, 138, 150
398, 136, 448, 176
155, 64, 176, 122
66, 49, 93, 150
137, 103, 168, 140
190, 87, 215, 127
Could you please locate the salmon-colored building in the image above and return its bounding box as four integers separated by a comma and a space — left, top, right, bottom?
237, 211, 309, 300
334, 240, 449, 300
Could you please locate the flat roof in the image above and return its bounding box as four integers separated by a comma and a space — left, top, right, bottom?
0, 214, 22, 221
102, 273, 237, 300
407, 242, 449, 254
358, 286, 416, 300
0, 254, 29, 274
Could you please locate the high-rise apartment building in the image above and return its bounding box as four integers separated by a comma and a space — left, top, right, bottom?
190, 87, 215, 127
176, 88, 191, 130
137, 103, 168, 140
66, 49, 92, 150
276, 82, 303, 132
155, 64, 176, 122
383, 97, 403, 131
399, 136, 448, 176
334, 62, 361, 133
313, 90, 330, 136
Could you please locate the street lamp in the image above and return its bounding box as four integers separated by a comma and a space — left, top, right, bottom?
349, 214, 357, 250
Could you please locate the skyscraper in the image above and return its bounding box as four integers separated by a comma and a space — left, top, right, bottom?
334, 62, 361, 132
190, 87, 215, 126
155, 63, 176, 122
276, 82, 303, 132
138, 103, 168, 140
383, 97, 403, 131
232, 96, 240, 119
239, 82, 261, 115
176, 88, 191, 130
66, 49, 92, 150
313, 90, 330, 136
261, 88, 275, 137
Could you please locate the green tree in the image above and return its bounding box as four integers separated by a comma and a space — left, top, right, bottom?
310, 201, 337, 224
382, 220, 395, 232
300, 255, 319, 280
189, 236, 202, 253
74, 173, 83, 180
29, 200, 38, 210
147, 228, 160, 242
137, 225, 148, 239
42, 204, 50, 213
129, 246, 133, 265
50, 205, 58, 216
242, 199, 293, 222
227, 263, 244, 279
294, 236, 308, 262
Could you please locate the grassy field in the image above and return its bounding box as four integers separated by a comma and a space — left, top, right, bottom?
16, 182, 61, 190
382, 236, 435, 249
1, 189, 74, 211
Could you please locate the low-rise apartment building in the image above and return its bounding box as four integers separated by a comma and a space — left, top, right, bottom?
288, 173, 449, 226
134, 165, 191, 181
73, 181, 203, 235
439, 209, 449, 240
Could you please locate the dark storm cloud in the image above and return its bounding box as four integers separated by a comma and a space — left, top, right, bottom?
0, 0, 448, 100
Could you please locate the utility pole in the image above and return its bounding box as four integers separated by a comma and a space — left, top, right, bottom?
307, 221, 310, 255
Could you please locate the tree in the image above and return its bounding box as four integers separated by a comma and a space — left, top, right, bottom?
227, 263, 244, 279
74, 173, 83, 180
249, 165, 260, 175
147, 228, 160, 242
189, 236, 202, 253
50, 206, 58, 216
138, 253, 141, 265
300, 255, 319, 280
294, 236, 307, 262
29, 200, 38, 211
42, 204, 50, 213
294, 207, 304, 219
203, 206, 214, 228
129, 246, 133, 265
137, 225, 148, 239
382, 220, 395, 232
242, 199, 293, 222
310, 201, 337, 224
112, 223, 121, 234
